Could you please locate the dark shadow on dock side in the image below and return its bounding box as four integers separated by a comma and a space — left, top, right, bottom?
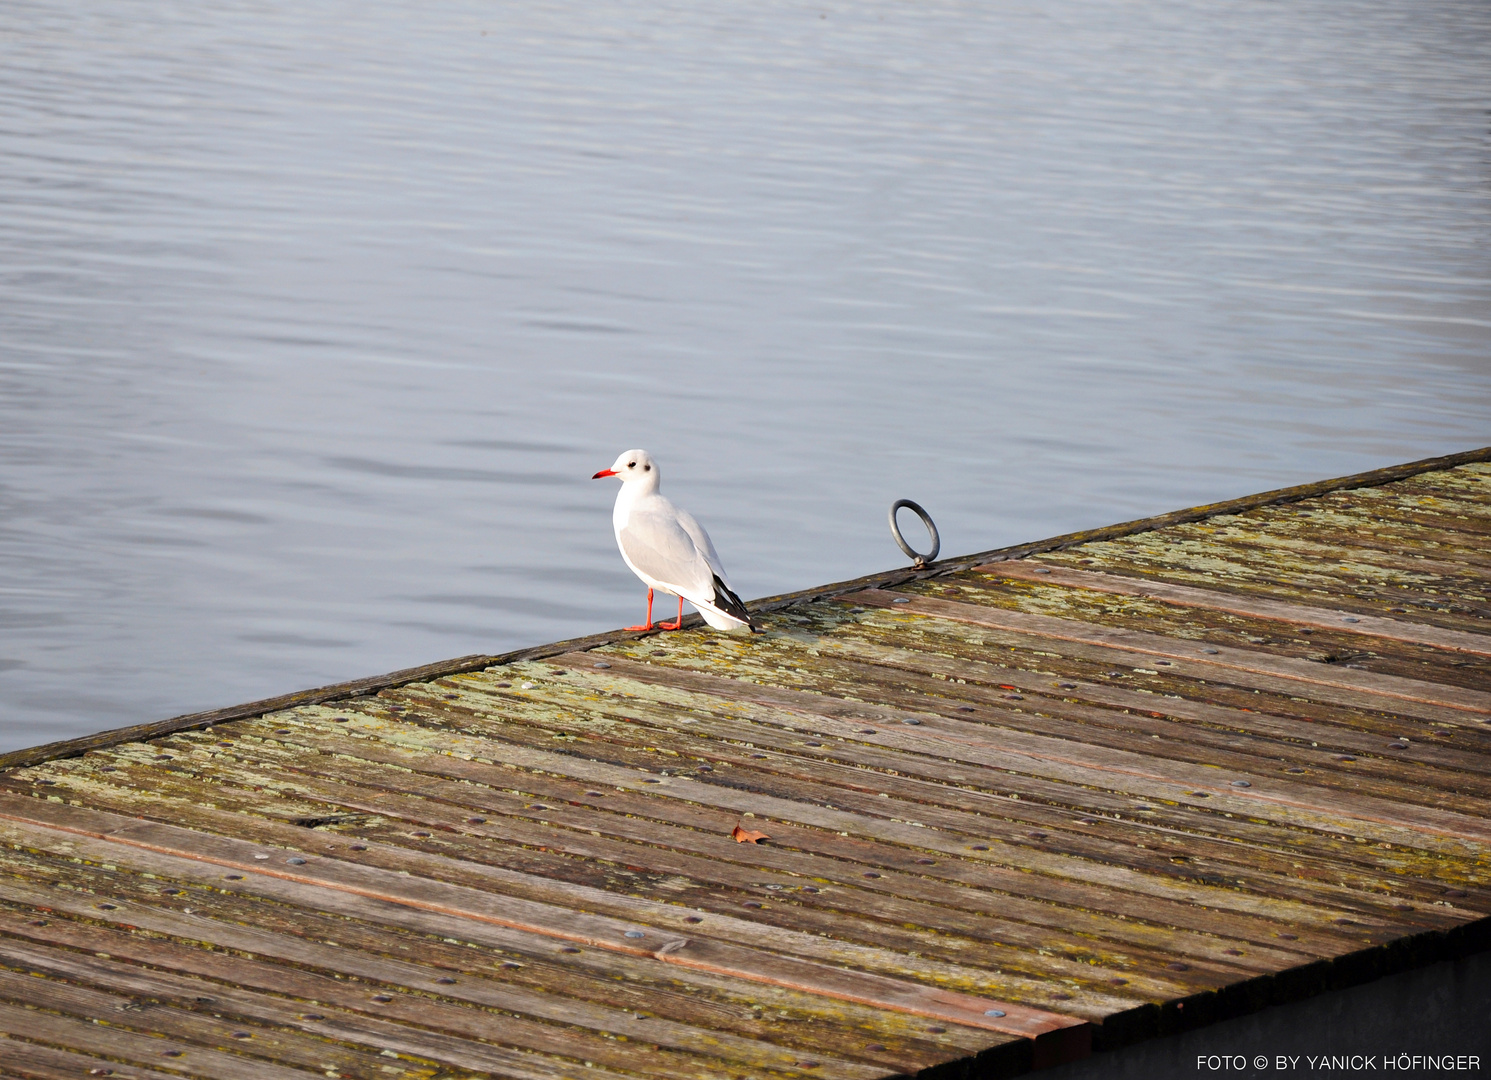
1037, 949, 1490, 1080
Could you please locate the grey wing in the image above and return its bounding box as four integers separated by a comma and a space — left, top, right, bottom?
671, 507, 731, 588
619, 507, 716, 598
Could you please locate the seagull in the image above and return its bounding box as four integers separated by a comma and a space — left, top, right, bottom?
592, 449, 755, 632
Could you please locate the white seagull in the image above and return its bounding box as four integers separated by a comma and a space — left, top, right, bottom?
592, 449, 755, 632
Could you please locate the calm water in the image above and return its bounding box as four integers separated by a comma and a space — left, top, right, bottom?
3, 0, 1490, 751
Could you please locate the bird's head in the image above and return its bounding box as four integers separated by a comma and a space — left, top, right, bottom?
592, 448, 658, 484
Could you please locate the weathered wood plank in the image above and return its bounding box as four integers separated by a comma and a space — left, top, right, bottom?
1254, 491, 1491, 560
1036, 540, 1491, 639
0, 790, 1133, 1031
0, 997, 323, 1080
143, 719, 1384, 952
0, 1036, 198, 1080
736, 635, 1491, 793
922, 575, 1491, 700
0, 792, 1090, 1058
1159, 524, 1491, 584
0, 865, 981, 1069
406, 671, 1489, 920
0, 905, 930, 1080
0, 963, 448, 1080
0, 925, 846, 1080
197, 708, 1467, 926
559, 637, 1490, 886
173, 700, 1474, 938
574, 632, 1491, 816
101, 742, 1337, 977
46, 753, 1269, 991
814, 618, 1491, 754
534, 655, 1491, 851
846, 589, 1491, 721
982, 562, 1491, 657
36, 761, 1219, 1010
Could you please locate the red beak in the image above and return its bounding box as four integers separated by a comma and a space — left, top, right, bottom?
592, 468, 617, 479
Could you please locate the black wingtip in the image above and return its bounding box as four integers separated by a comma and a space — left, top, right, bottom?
712, 575, 756, 630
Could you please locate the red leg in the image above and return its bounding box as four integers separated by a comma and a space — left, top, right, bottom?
626, 588, 655, 631
659, 595, 683, 631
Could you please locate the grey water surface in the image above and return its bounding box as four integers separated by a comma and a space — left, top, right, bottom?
2, 0, 1489, 751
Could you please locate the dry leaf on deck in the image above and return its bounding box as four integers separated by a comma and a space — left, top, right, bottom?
731, 824, 770, 844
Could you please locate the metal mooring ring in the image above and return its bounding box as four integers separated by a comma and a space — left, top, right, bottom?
889, 499, 940, 568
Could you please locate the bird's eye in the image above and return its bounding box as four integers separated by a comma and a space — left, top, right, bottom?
628, 461, 636, 468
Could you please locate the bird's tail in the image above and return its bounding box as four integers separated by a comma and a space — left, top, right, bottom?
711, 575, 757, 631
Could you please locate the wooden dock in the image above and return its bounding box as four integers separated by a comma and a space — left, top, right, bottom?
2, 448, 1488, 1080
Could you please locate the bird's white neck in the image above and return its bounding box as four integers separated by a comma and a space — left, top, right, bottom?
612, 472, 662, 527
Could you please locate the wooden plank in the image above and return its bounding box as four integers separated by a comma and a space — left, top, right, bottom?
427, 680, 1486, 903
0, 929, 815, 1080
544, 654, 1491, 850
1164, 525, 1491, 584
216, 698, 1479, 937
0, 998, 321, 1080
573, 632, 1491, 803
156, 718, 1397, 948
831, 614, 1491, 762
768, 635, 1491, 786
1231, 501, 1491, 565
1391, 460, 1491, 495
63, 747, 1304, 991
0, 965, 447, 1080
234, 709, 1488, 923
1259, 490, 1491, 562
407, 669, 1491, 915
1269, 523, 1491, 577
0, 793, 1091, 1059
809, 619, 1491, 747
1328, 502, 1491, 543
42, 763, 1213, 1013
56, 754, 1263, 991
161, 718, 1384, 955
0, 1036, 196, 1080
542, 640, 1491, 897
846, 589, 1491, 721
0, 867, 982, 1070
873, 597, 1491, 724
0, 908, 892, 1080
0, 793, 1130, 1031
20, 724, 1479, 1062
1036, 540, 1491, 639
1367, 484, 1491, 519
982, 561, 1491, 657
929, 575, 1491, 703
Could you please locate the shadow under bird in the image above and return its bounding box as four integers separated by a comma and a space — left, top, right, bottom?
593, 449, 755, 632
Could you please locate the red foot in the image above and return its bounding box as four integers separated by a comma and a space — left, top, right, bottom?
657, 596, 684, 630
628, 590, 682, 632
626, 588, 658, 633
